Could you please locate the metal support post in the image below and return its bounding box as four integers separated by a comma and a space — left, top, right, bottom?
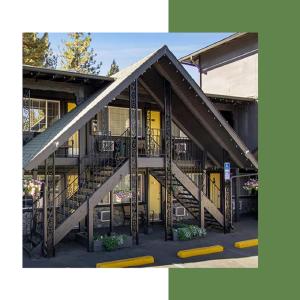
164, 79, 173, 240
129, 80, 139, 245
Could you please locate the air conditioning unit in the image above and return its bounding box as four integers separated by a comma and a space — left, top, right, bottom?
100, 140, 114, 151
100, 210, 110, 222
174, 206, 186, 217
175, 142, 187, 154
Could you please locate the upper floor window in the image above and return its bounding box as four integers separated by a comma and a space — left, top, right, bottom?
108, 107, 142, 137
23, 98, 60, 132
172, 122, 187, 138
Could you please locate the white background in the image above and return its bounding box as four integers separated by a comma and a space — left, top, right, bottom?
0, 1, 168, 299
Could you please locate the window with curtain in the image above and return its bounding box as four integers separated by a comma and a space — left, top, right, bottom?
108, 106, 142, 136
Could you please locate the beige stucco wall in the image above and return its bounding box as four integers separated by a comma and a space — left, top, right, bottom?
201, 53, 258, 99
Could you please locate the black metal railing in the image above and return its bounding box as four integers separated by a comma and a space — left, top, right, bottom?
139, 128, 163, 157
52, 128, 130, 228
171, 137, 221, 209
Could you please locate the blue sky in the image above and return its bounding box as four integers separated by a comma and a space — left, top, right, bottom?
48, 32, 233, 81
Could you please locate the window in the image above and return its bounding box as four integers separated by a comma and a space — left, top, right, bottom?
172, 122, 187, 138
186, 173, 201, 186
98, 174, 143, 205
113, 174, 143, 204
108, 107, 142, 137
23, 98, 60, 132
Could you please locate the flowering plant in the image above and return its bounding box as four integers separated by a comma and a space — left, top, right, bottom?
114, 191, 132, 203
243, 178, 259, 192
23, 179, 42, 198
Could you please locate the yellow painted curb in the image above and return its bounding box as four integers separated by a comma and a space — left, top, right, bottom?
177, 245, 224, 258
234, 239, 258, 248
96, 255, 155, 268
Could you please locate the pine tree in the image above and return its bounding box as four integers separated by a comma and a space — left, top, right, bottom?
61, 33, 102, 74
23, 33, 49, 66
23, 33, 58, 68
107, 59, 120, 76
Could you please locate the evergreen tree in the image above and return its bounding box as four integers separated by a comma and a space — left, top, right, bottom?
23, 33, 49, 66
61, 32, 102, 74
23, 32, 58, 68
107, 59, 120, 76
44, 47, 58, 69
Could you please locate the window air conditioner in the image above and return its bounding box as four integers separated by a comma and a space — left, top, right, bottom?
175, 142, 187, 154
100, 140, 114, 151
174, 206, 186, 217
100, 211, 110, 222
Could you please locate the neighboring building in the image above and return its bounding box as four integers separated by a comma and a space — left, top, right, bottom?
23, 45, 258, 257
180, 32, 258, 219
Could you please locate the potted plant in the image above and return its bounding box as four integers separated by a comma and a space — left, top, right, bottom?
243, 178, 259, 195
23, 179, 42, 198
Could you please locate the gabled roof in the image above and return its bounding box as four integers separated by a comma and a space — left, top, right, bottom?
23, 45, 258, 171
179, 32, 249, 64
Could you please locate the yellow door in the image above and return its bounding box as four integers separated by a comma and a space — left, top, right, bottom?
149, 175, 161, 220
209, 173, 221, 208
150, 111, 160, 146
68, 103, 79, 155
148, 111, 161, 220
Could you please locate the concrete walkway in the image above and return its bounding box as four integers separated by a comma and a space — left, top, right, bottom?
157, 256, 258, 268
23, 216, 258, 268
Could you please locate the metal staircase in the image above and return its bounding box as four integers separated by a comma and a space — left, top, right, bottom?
43, 129, 131, 254
150, 162, 224, 229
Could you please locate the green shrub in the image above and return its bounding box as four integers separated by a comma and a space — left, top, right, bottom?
102, 235, 119, 251
177, 225, 207, 240
177, 227, 192, 240
100, 233, 130, 251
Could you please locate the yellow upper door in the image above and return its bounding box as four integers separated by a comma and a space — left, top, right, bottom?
209, 173, 221, 208
150, 111, 160, 145
68, 103, 79, 155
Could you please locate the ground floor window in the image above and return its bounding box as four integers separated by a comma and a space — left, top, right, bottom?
186, 173, 201, 186
98, 174, 143, 205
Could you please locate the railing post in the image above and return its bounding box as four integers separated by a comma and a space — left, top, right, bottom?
234, 168, 240, 222
51, 152, 56, 256
145, 168, 150, 233
87, 201, 94, 252
43, 159, 48, 256
129, 80, 139, 245
224, 177, 232, 233
164, 79, 173, 241
109, 192, 113, 235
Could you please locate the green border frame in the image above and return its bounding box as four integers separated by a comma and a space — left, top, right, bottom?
169, 0, 299, 299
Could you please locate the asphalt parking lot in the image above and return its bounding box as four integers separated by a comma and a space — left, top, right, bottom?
23, 216, 258, 268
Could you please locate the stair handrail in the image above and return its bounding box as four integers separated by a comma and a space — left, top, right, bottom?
51, 127, 130, 229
